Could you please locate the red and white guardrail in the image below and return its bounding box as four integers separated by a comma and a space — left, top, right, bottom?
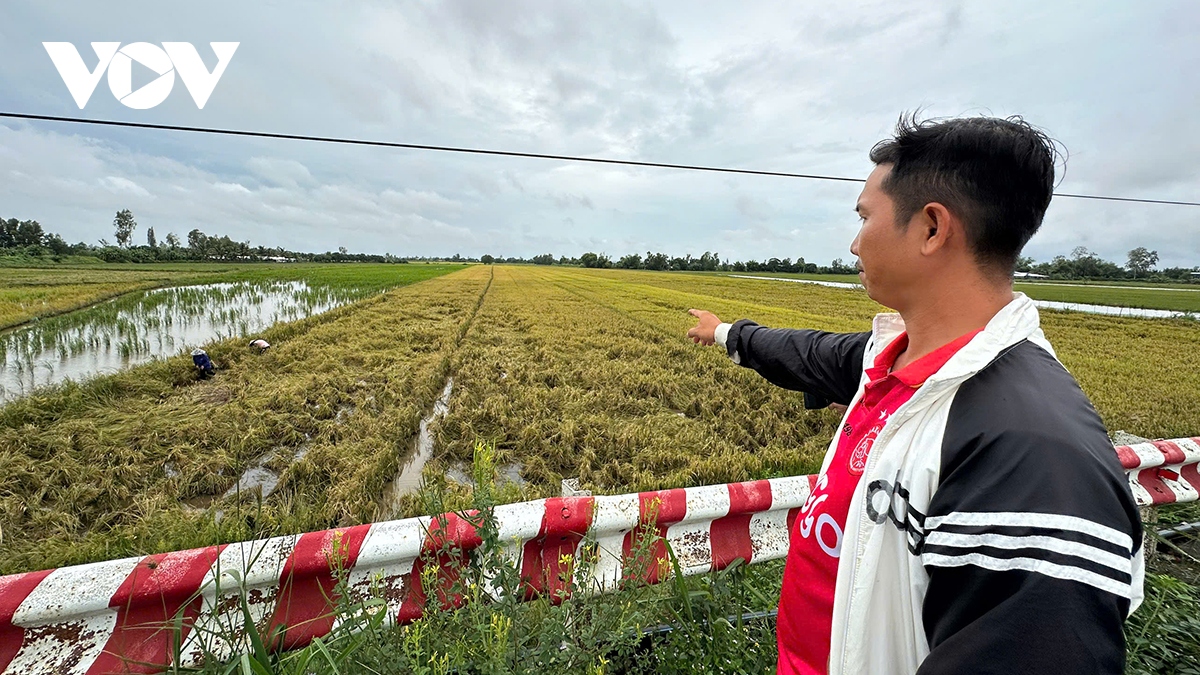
0, 437, 1196, 674
1118, 437, 1200, 506
0, 477, 814, 674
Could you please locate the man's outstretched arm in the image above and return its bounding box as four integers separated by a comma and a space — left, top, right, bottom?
687, 309, 869, 407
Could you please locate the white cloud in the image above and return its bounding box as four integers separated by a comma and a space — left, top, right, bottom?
246, 157, 314, 188
100, 176, 151, 197
214, 182, 251, 194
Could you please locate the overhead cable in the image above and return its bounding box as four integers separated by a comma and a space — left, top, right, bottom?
2, 111, 1197, 207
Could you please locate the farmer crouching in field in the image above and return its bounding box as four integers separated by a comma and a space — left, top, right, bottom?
688, 115, 1142, 675
191, 348, 216, 379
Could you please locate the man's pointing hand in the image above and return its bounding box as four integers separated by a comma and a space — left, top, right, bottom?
687, 309, 722, 346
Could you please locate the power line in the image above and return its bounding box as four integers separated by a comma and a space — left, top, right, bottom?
0, 112, 863, 184
3, 111, 1198, 208
1047, 193, 1200, 207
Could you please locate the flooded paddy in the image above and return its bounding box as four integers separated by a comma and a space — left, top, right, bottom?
728, 274, 862, 289
0, 280, 372, 403
1030, 299, 1191, 319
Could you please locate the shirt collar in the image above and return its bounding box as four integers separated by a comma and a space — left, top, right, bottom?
867, 293, 1045, 386
867, 328, 984, 388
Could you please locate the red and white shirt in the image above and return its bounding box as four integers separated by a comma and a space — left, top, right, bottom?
776, 328, 981, 675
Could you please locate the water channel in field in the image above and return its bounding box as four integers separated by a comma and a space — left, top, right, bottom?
0, 280, 370, 403
728, 274, 1196, 320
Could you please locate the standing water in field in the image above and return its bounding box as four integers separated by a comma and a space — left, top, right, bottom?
378, 376, 454, 518
729, 275, 1196, 319
0, 280, 370, 403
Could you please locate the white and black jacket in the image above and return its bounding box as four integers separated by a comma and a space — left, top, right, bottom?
715, 293, 1144, 675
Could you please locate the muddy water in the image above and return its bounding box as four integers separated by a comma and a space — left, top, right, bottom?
220, 442, 314, 500
378, 377, 455, 517
183, 439, 312, 515
445, 462, 526, 488
0, 280, 367, 403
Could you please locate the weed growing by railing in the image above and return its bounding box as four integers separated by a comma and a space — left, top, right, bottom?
165, 440, 779, 674
1128, 574, 1200, 674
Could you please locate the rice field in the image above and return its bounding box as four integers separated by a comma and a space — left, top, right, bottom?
628, 270, 1200, 438
0, 267, 180, 330
2, 264, 1199, 577
1016, 282, 1200, 314
722, 271, 1200, 314
3, 263, 1199, 673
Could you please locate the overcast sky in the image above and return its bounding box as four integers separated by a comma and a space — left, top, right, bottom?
0, 1, 1197, 266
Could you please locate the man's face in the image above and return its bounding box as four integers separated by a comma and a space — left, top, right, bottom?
850, 164, 925, 310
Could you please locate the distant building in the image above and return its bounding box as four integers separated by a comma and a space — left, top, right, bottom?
1013, 271, 1048, 279
231, 255, 295, 262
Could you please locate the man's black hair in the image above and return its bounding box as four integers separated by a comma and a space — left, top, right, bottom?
868, 114, 1058, 273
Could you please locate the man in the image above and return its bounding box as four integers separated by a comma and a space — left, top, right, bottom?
687, 115, 1143, 674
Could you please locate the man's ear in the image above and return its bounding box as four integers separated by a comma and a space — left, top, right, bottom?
919, 202, 957, 255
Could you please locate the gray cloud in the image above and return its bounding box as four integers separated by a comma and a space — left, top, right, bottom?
735, 195, 774, 222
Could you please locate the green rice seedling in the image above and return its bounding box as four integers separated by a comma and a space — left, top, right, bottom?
0, 262, 464, 331
0, 273, 457, 403
1013, 282, 1200, 314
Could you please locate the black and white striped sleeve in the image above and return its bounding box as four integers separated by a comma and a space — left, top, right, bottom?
715, 320, 869, 407
916, 342, 1144, 675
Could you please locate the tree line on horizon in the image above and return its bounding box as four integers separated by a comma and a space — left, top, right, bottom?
0, 210, 407, 264
1, 210, 1196, 282
468, 246, 1195, 282
476, 251, 861, 276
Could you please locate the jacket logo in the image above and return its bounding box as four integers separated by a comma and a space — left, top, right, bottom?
865, 478, 927, 555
